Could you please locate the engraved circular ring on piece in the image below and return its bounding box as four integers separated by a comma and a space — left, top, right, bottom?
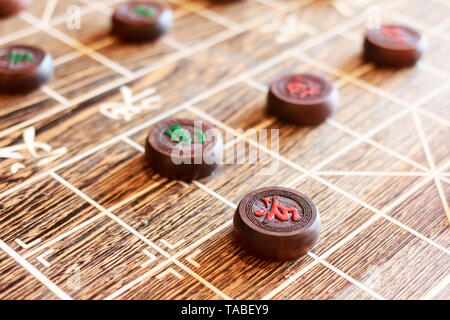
267, 73, 339, 125
0, 45, 53, 93
233, 187, 321, 261
145, 118, 223, 181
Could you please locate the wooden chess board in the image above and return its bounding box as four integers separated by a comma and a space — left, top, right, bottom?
0, 0, 449, 300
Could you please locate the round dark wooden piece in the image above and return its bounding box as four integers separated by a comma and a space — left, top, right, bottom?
267, 73, 339, 125
363, 24, 426, 68
0, 0, 32, 17
145, 118, 223, 181
112, 1, 173, 42
233, 187, 321, 261
0, 45, 53, 93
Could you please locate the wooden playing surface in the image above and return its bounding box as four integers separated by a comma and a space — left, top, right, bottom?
0, 0, 449, 300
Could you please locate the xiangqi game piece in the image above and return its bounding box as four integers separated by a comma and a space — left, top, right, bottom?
145, 118, 223, 181
234, 187, 321, 261
112, 1, 173, 42
267, 73, 339, 125
363, 24, 426, 68
0, 0, 32, 17
0, 45, 53, 93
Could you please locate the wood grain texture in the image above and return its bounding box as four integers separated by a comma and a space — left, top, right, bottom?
179, 225, 315, 300
290, 176, 375, 256
0, 91, 58, 132
198, 141, 302, 204
180, 0, 278, 26
47, 54, 123, 99
196, 17, 311, 66
0, 175, 100, 255
330, 82, 405, 135
0, 0, 448, 300
57, 141, 158, 209
431, 283, 450, 300
115, 263, 221, 300
114, 179, 232, 255
326, 219, 450, 299
359, 65, 446, 103
267, 120, 355, 170
96, 38, 177, 73
305, 35, 366, 74
193, 82, 273, 131
372, 113, 450, 169
28, 215, 166, 299
320, 142, 425, 210
386, 180, 450, 249
272, 263, 375, 300
170, 5, 228, 46
0, 250, 58, 300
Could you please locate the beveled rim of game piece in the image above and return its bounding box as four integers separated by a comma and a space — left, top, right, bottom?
147, 118, 220, 158
365, 24, 423, 51
269, 73, 334, 106
114, 1, 170, 25
237, 186, 319, 237
0, 45, 46, 75
0, 0, 32, 16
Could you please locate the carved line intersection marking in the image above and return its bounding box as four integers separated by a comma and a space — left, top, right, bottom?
41, 0, 58, 26
185, 249, 202, 268
15, 238, 41, 250
160, 239, 186, 250
36, 249, 54, 268
0, 0, 446, 300
141, 249, 158, 268
0, 239, 72, 299
156, 268, 184, 280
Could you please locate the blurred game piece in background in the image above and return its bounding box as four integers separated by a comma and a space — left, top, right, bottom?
112, 1, 173, 42
0, 45, 53, 93
0, 0, 32, 17
267, 73, 339, 126
363, 24, 426, 68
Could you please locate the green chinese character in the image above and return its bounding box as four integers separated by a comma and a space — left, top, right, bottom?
9, 51, 34, 63
165, 125, 205, 144
134, 6, 154, 17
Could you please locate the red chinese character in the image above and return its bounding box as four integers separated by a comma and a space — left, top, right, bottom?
381, 26, 405, 43
254, 197, 301, 222
285, 76, 320, 98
